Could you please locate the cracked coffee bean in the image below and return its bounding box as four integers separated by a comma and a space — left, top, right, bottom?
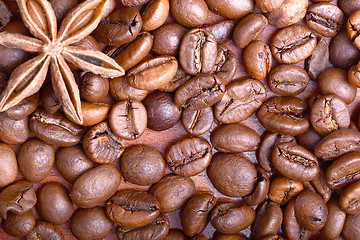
26, 221, 64, 240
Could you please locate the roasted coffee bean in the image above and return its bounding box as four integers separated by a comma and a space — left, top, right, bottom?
179, 28, 217, 75
143, 91, 181, 131
243, 166, 270, 206
259, 235, 286, 240
257, 132, 296, 172
318, 68, 357, 104
0, 113, 30, 144
210, 201, 255, 234
205, 20, 236, 44
339, 181, 360, 214
181, 106, 214, 136
270, 25, 317, 64
152, 23, 187, 56
70, 207, 113, 240
211, 44, 237, 84
269, 176, 304, 205
36, 182, 73, 225
4, 92, 39, 120
233, 13, 268, 49
257, 96, 309, 136
149, 174, 196, 213
267, 0, 309, 28
93, 7, 142, 46
81, 101, 110, 127
127, 56, 178, 90
314, 128, 360, 160
256, 0, 283, 13
268, 64, 309, 96
347, 10, 360, 49
0, 143, 17, 187
142, 0, 169, 31
310, 95, 350, 136
2, 210, 35, 237
321, 197, 346, 240
169, 0, 208, 27
49, 0, 78, 22
272, 142, 320, 182
210, 123, 260, 153
306, 3, 345, 37
80, 73, 109, 103
296, 127, 322, 153
252, 201, 283, 239
30, 108, 83, 147
349, 62, 360, 88
339, 0, 360, 16
165, 229, 187, 240
159, 67, 191, 92
121, 0, 150, 6
109, 76, 149, 102
26, 222, 64, 240
181, 193, 216, 237
207, 153, 257, 197
117, 213, 170, 240
190, 235, 207, 240
109, 100, 147, 139
305, 37, 329, 80
174, 74, 225, 111
71, 164, 121, 208
213, 233, 247, 240
83, 122, 124, 164
205, 0, 254, 19
120, 144, 166, 186
106, 190, 160, 228
342, 212, 360, 240
0, 0, 11, 29
41, 83, 61, 114
18, 138, 55, 183
303, 169, 331, 203
0, 180, 36, 219
166, 137, 212, 177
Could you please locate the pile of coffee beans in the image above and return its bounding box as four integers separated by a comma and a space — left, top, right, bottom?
1, 0, 360, 239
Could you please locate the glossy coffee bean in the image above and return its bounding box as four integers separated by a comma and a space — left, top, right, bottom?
142, 0, 169, 31
26, 222, 64, 240
80, 73, 109, 103
1, 210, 35, 237
152, 23, 187, 56
165, 229, 187, 240
339, 0, 360, 16
121, 0, 150, 6
296, 127, 322, 153
305, 37, 329, 80
271, 25, 317, 64
120, 144, 166, 186
181, 193, 216, 237
207, 153, 257, 197
181, 106, 214, 136
269, 176, 304, 205
106, 190, 160, 228
169, 0, 208, 27
342, 212, 360, 240
143, 91, 181, 131
349, 62, 360, 88
80, 101, 110, 127
205, 20, 236, 44
339, 181, 360, 214
267, 0, 309, 28
149, 174, 196, 213
252, 201, 283, 239
211, 45, 237, 84
109, 76, 149, 102
321, 197, 346, 240
4, 92, 39, 120
256, 0, 283, 13
205, 0, 254, 19
70, 207, 113, 240
71, 164, 121, 208
166, 137, 212, 177
347, 10, 360, 49
0, 113, 30, 144
243, 166, 270, 206
303, 169, 331, 203
159, 67, 191, 92
0, 143, 17, 187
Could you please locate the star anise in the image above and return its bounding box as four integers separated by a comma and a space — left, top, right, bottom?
0, 0, 125, 124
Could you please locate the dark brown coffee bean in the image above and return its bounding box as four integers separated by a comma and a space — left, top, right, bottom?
268, 64, 309, 96
296, 127, 322, 153
257, 96, 310, 136
205, 0, 254, 19
305, 37, 329, 80
4, 92, 39, 120
339, 181, 360, 214
233, 13, 268, 49
270, 25, 317, 64
121, 0, 150, 6
70, 207, 113, 240
49, 0, 78, 22
181, 107, 213, 136
0, 143, 17, 187
109, 76, 149, 102
127, 55, 178, 90
169, 0, 208, 27
30, 108, 83, 147
267, 0, 308, 28
83, 122, 124, 164
211, 44, 237, 84
243, 166, 270, 206
120, 144, 166, 186
257, 131, 296, 172
2, 210, 35, 237
149, 174, 196, 213
142, 0, 169, 31
272, 142, 320, 182
26, 221, 64, 240
306, 3, 345, 37
321, 197, 346, 240
18, 139, 55, 183
94, 7, 142, 46
269, 176, 304, 205
0, 180, 36, 219
303, 169, 331, 203
41, 83, 61, 114
256, 0, 283, 13
259, 235, 286, 240
117, 213, 170, 240
159, 67, 191, 92
0, 113, 30, 144
174, 74, 225, 111
205, 20, 236, 44
179, 28, 217, 75
310, 95, 350, 136
207, 153, 257, 197
314, 128, 360, 160
181, 193, 216, 237
143, 91, 181, 131
347, 10, 360, 49
0, 0, 11, 29
36, 182, 73, 225
252, 201, 283, 239
190, 235, 207, 240
152, 23, 188, 56
106, 190, 160, 228
165, 229, 187, 240
71, 164, 121, 208
210, 123, 260, 153
80, 73, 109, 103
210, 201, 255, 234
342, 212, 360, 240
339, 0, 360, 16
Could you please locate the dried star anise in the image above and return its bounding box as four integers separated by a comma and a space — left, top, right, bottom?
0, 0, 125, 124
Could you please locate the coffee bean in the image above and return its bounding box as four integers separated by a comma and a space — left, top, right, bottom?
0, 113, 30, 144
256, 0, 283, 13
321, 197, 346, 240
141, 0, 169, 31
80, 73, 109, 103
339, 181, 360, 214
303, 169, 332, 203
0, 143, 17, 187
296, 127, 323, 153
169, 0, 208, 27
211, 44, 237, 84
181, 106, 214, 136
267, 0, 309, 28
213, 233, 247, 240
121, 0, 150, 6
26, 221, 64, 240
347, 10, 360, 49
205, 20, 236, 44
205, 0, 254, 19
159, 67, 191, 92
243, 166, 270, 206
81, 101, 110, 127
41, 83, 61, 114
4, 92, 39, 120
109, 76, 149, 102
305, 37, 329, 80
339, 0, 360, 16
1, 210, 35, 237
165, 229, 187, 240
349, 62, 360, 88
342, 212, 360, 240
268, 176, 304, 205
252, 201, 283, 239
152, 23, 188, 56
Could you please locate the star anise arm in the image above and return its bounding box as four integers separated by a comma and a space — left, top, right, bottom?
63, 46, 125, 78
0, 32, 45, 53
0, 53, 50, 111
50, 55, 83, 125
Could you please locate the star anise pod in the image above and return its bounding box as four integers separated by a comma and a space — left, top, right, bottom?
0, 0, 125, 124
